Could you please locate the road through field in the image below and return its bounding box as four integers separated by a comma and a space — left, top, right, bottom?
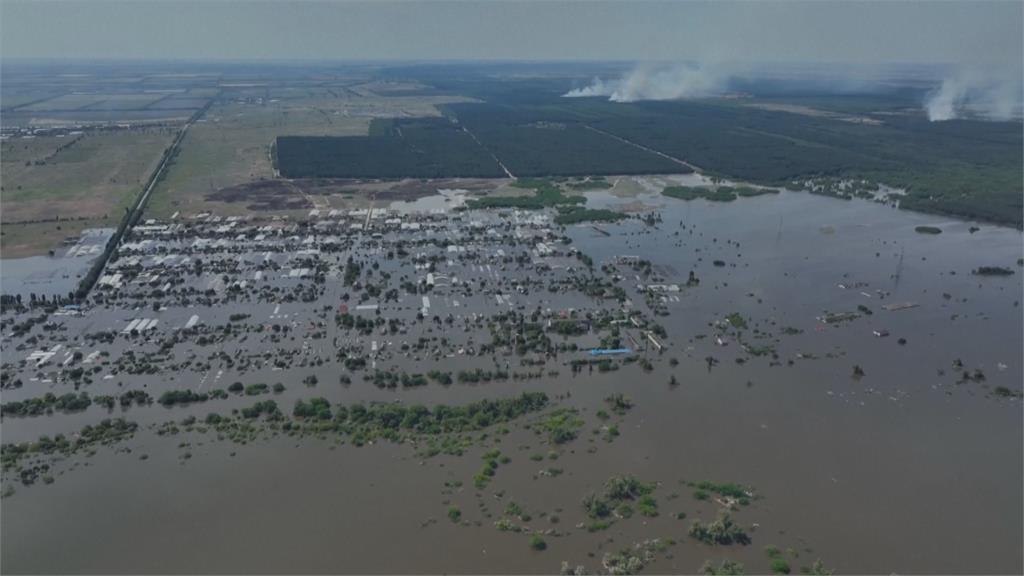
75, 101, 214, 298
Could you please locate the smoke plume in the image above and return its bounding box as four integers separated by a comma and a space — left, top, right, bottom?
925, 70, 1022, 121
564, 63, 729, 102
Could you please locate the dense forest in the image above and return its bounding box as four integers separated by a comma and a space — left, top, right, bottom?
278, 73, 1022, 226
276, 118, 505, 178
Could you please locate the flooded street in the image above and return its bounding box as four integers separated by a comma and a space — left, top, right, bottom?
2, 188, 1021, 574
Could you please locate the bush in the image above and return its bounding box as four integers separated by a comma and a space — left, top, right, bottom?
701, 559, 746, 575
688, 512, 750, 546
770, 558, 791, 574
240, 400, 279, 419
537, 408, 583, 444
245, 383, 269, 396
158, 389, 210, 407
637, 494, 658, 517
529, 534, 547, 551
447, 506, 461, 523
294, 397, 331, 420
693, 481, 750, 500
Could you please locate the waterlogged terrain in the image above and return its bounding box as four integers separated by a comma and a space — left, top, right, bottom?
1, 185, 1021, 574
0, 228, 114, 299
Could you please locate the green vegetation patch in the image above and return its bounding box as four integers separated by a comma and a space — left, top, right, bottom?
602, 538, 674, 575
2, 419, 138, 484
467, 179, 585, 210
689, 511, 751, 546
664, 185, 778, 203
533, 407, 584, 444
583, 475, 658, 528
688, 480, 755, 504
158, 388, 228, 407
2, 392, 92, 417
553, 206, 626, 225
725, 313, 748, 330
604, 393, 634, 416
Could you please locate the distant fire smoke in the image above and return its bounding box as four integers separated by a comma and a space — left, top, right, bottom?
925, 70, 1022, 121
564, 63, 729, 102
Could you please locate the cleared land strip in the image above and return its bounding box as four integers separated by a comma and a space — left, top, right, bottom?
584, 124, 703, 173
460, 125, 515, 178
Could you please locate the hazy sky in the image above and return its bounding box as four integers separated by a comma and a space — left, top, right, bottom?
1, 0, 1021, 69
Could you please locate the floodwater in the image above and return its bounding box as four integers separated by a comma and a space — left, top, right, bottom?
390, 188, 471, 213
0, 228, 113, 299
2, 191, 1021, 574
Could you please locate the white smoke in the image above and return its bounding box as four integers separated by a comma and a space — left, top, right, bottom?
925, 78, 962, 121
564, 63, 730, 102
563, 77, 617, 98
925, 70, 1022, 121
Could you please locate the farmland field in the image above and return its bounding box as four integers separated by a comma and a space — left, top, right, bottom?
0, 129, 176, 257
20, 93, 168, 111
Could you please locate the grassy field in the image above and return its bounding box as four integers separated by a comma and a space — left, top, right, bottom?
0, 220, 114, 259
1, 129, 175, 257
145, 90, 474, 218
145, 102, 370, 218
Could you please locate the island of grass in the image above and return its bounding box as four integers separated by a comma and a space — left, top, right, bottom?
914, 225, 942, 234
689, 511, 751, 546
554, 206, 626, 225
466, 179, 585, 210
582, 475, 659, 530
663, 185, 779, 203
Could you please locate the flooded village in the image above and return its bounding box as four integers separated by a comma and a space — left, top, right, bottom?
3, 3, 1024, 573
2, 182, 1022, 574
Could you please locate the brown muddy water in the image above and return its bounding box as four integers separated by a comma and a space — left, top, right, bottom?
2, 190, 1021, 574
